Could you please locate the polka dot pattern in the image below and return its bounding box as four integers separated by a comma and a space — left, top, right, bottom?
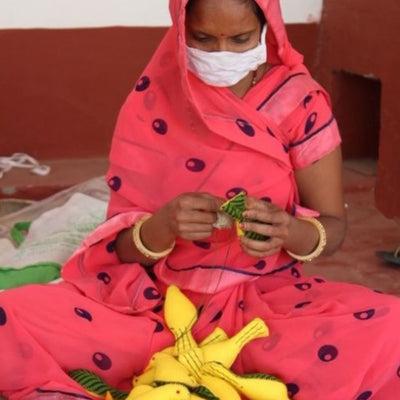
186, 158, 206, 172
152, 119, 168, 135
193, 241, 211, 250
318, 345, 338, 362
238, 300, 245, 310
291, 267, 301, 278
236, 119, 255, 137
305, 112, 317, 134
97, 272, 111, 285
303, 94, 313, 108
0, 307, 7, 326
210, 310, 223, 323
154, 321, 164, 333
294, 282, 312, 291
144, 287, 161, 300
92, 352, 112, 370
106, 241, 116, 253
226, 188, 247, 199
356, 392, 373, 400
295, 301, 312, 309
286, 383, 300, 397
135, 76, 151, 92
354, 309, 376, 321
74, 307, 93, 322
107, 176, 122, 192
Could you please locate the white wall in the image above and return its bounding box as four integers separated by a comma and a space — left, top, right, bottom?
0, 0, 323, 29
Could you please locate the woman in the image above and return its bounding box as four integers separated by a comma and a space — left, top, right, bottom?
1, 0, 399, 399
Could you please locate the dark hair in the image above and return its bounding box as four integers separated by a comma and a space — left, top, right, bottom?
186, 0, 266, 26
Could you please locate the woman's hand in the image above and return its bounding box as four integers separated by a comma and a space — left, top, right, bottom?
239, 196, 292, 258
155, 192, 224, 241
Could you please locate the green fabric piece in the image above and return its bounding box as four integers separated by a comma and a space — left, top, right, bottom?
0, 262, 61, 290
10, 221, 32, 246
220, 191, 269, 241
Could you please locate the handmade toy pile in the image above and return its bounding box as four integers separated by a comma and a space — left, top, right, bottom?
70, 285, 289, 400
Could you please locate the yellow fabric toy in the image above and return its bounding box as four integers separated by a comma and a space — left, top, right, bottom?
70, 285, 289, 400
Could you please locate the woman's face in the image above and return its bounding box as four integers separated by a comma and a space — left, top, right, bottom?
185, 0, 262, 53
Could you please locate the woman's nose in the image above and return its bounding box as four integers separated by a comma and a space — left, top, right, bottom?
212, 39, 229, 52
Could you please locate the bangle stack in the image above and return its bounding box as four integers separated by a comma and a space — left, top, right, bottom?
132, 214, 175, 260
286, 216, 327, 262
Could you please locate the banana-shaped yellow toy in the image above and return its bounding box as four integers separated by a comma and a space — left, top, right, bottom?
71, 285, 289, 400
202, 362, 290, 400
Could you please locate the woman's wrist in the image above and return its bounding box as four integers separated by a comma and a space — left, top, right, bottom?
284, 215, 325, 261
285, 217, 327, 262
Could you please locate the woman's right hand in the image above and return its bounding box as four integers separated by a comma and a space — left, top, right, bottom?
155, 192, 224, 241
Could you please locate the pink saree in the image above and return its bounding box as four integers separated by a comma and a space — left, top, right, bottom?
1, 1, 399, 399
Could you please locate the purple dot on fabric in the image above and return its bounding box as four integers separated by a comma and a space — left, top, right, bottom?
106, 240, 116, 253
185, 158, 206, 172
144, 90, 157, 110
152, 304, 163, 314
286, 383, 300, 397
354, 309, 376, 320
238, 300, 245, 310
314, 277, 325, 283
291, 267, 301, 278
74, 307, 93, 322
193, 241, 211, 250
305, 112, 318, 134
92, 352, 112, 370
266, 127, 276, 137
144, 287, 161, 300
197, 305, 204, 317
356, 392, 373, 400
135, 76, 151, 92
318, 345, 338, 362
107, 176, 122, 192
236, 119, 255, 137
254, 260, 266, 270
0, 307, 7, 326
294, 282, 312, 291
261, 196, 271, 202
97, 272, 111, 285
226, 188, 247, 199
303, 95, 313, 108
152, 119, 168, 135
262, 333, 281, 352
210, 310, 223, 323
154, 321, 164, 333
295, 301, 312, 309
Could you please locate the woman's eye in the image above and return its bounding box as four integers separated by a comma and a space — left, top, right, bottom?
192, 35, 211, 43
231, 36, 251, 44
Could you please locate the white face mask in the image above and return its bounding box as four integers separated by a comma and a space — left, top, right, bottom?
186, 25, 267, 87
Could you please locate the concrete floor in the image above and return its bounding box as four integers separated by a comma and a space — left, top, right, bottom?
1, 157, 399, 295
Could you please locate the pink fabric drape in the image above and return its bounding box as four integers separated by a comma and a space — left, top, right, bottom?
1, 1, 399, 400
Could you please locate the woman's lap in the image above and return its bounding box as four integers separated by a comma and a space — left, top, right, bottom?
1, 276, 399, 400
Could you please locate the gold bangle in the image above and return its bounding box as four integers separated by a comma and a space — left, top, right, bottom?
132, 214, 175, 260
286, 216, 327, 262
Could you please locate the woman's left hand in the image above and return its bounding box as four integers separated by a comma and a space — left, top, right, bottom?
239, 196, 292, 258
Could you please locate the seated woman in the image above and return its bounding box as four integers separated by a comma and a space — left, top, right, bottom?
1, 0, 399, 399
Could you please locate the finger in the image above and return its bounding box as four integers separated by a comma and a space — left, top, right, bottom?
241, 220, 289, 240
177, 209, 219, 225
240, 241, 282, 258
